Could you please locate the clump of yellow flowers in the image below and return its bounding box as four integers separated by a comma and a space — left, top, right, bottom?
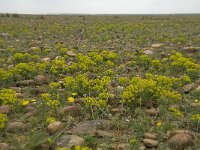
0, 113, 7, 129
122, 73, 182, 105
56, 146, 92, 150
0, 88, 17, 105
41, 93, 60, 108
169, 107, 184, 117
46, 117, 56, 124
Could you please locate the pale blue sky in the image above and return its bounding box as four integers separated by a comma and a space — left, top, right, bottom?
0, 0, 199, 14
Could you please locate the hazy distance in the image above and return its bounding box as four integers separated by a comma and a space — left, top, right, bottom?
0, 0, 199, 14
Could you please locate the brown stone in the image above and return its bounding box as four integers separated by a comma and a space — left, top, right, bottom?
0, 143, 10, 150
143, 139, 159, 148
67, 51, 76, 57
144, 133, 157, 140
47, 121, 64, 134
0, 105, 11, 114
168, 133, 193, 150
151, 43, 163, 48
34, 75, 48, 84
117, 143, 131, 150
16, 93, 24, 98
62, 106, 81, 116
56, 134, 84, 148
191, 102, 200, 108
10, 87, 21, 93
182, 83, 196, 93
17, 80, 35, 86
7, 122, 27, 133
146, 108, 159, 116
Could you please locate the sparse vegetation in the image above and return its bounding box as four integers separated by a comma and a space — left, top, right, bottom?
0, 14, 200, 150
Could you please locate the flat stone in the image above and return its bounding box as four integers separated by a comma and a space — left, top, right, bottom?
47, 121, 64, 134
191, 102, 200, 108
168, 133, 192, 150
117, 143, 131, 150
183, 47, 200, 53
143, 139, 159, 148
25, 110, 37, 117
56, 135, 84, 148
62, 106, 81, 117
146, 108, 159, 116
182, 83, 196, 93
144, 133, 157, 140
7, 122, 27, 133
16, 93, 24, 98
67, 51, 76, 57
0, 105, 11, 114
17, 80, 35, 86
72, 119, 111, 135
144, 50, 154, 55
151, 44, 163, 48
0, 143, 10, 150
196, 86, 200, 92
34, 75, 48, 84
10, 87, 21, 93
41, 57, 51, 62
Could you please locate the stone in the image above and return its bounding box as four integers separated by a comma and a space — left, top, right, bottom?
143, 139, 159, 148
72, 119, 111, 135
25, 109, 37, 117
0, 105, 11, 114
95, 130, 114, 138
34, 75, 48, 84
116, 86, 124, 93
183, 47, 200, 53
17, 80, 35, 86
7, 122, 27, 133
151, 44, 163, 48
196, 86, 200, 92
139, 144, 145, 150
144, 133, 157, 140
62, 106, 81, 117
10, 87, 21, 93
0, 143, 10, 150
41, 57, 51, 62
35, 143, 50, 150
67, 51, 76, 57
191, 102, 200, 108
110, 108, 124, 115
16, 93, 24, 98
56, 135, 84, 148
182, 83, 196, 93
47, 121, 64, 134
168, 133, 192, 150
144, 50, 154, 55
146, 108, 159, 116
117, 143, 131, 150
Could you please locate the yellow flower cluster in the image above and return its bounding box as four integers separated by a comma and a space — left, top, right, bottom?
46, 117, 56, 124
49, 82, 61, 89
169, 107, 184, 117
0, 88, 17, 105
0, 113, 7, 128
74, 146, 92, 150
169, 51, 200, 78
50, 57, 67, 74
190, 114, 200, 121
122, 74, 182, 105
41, 93, 60, 109
82, 97, 107, 107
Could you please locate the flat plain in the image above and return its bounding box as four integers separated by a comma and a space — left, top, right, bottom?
0, 14, 200, 150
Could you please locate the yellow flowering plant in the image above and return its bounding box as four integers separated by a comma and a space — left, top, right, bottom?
0, 88, 17, 106
0, 113, 7, 129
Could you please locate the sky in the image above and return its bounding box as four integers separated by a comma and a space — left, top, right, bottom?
0, 0, 199, 14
